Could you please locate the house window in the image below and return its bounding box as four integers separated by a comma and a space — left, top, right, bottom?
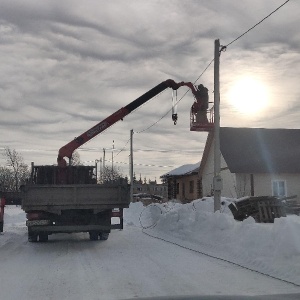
272, 180, 286, 197
189, 181, 194, 193
182, 183, 185, 196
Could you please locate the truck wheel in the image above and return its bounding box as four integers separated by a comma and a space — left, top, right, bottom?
39, 232, 48, 242
28, 232, 38, 242
89, 231, 98, 241
99, 232, 109, 240
0, 222, 3, 233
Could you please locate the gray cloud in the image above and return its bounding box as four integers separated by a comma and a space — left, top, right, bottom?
0, 0, 299, 180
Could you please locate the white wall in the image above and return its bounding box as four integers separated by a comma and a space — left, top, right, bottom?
235, 173, 252, 198
201, 142, 237, 198
253, 173, 300, 202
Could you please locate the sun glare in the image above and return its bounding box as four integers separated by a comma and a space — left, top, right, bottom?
228, 77, 269, 116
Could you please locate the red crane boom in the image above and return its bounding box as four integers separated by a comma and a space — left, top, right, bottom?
57, 79, 208, 167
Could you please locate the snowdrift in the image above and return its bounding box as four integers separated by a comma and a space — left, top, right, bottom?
125, 198, 300, 285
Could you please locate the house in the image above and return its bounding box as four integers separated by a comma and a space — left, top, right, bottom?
132, 175, 168, 200
161, 162, 202, 203
200, 127, 300, 201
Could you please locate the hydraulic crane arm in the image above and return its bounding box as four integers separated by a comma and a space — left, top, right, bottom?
57, 79, 200, 167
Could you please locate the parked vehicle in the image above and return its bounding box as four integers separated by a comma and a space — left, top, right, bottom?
22, 166, 128, 242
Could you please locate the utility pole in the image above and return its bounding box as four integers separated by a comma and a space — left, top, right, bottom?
103, 148, 106, 170
95, 160, 98, 183
112, 140, 114, 175
99, 157, 102, 183
130, 129, 134, 202
213, 39, 222, 212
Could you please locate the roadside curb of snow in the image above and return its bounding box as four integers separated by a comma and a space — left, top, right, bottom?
130, 200, 300, 287
142, 227, 300, 288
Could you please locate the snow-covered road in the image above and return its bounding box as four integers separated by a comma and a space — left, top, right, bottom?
1, 205, 300, 300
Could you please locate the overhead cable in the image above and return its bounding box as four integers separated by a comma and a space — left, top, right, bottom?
224, 0, 291, 48
113, 137, 131, 158
135, 58, 215, 134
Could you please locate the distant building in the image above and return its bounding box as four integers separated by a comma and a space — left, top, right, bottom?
161, 162, 201, 203
132, 174, 168, 200
200, 127, 300, 201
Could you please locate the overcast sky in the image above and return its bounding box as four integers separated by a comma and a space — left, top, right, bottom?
0, 0, 299, 182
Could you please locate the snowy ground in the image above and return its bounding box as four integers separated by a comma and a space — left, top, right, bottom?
133, 198, 300, 286
1, 201, 300, 299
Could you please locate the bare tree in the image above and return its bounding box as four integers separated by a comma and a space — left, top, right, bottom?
0, 166, 15, 191
3, 147, 30, 191
70, 150, 82, 166
101, 166, 123, 183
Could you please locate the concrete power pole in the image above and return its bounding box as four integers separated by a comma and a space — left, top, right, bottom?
213, 39, 222, 212
99, 157, 102, 183
103, 148, 106, 170
112, 140, 114, 174
95, 160, 98, 183
130, 129, 134, 202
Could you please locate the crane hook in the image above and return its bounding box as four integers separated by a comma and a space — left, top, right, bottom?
172, 90, 178, 125
172, 113, 178, 125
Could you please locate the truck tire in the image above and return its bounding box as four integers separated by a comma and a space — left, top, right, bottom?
39, 232, 48, 242
0, 222, 3, 233
28, 232, 38, 242
99, 232, 109, 240
89, 231, 98, 241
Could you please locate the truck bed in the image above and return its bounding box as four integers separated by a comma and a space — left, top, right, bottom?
22, 182, 130, 214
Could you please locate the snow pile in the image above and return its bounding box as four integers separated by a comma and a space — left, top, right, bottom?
126, 198, 300, 285
124, 201, 144, 227
0, 206, 26, 248
3, 205, 26, 227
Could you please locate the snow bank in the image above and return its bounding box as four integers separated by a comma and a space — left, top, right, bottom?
124, 201, 144, 227
3, 206, 26, 227
125, 198, 300, 285
0, 206, 26, 248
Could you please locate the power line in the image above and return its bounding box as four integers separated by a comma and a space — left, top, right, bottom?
135, 1, 291, 135
134, 148, 202, 153
113, 137, 131, 158
83, 147, 202, 154
135, 110, 170, 134
136, 58, 215, 134
83, 159, 175, 168
224, 0, 291, 48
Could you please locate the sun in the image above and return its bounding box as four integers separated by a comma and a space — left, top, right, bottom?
228, 77, 269, 115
